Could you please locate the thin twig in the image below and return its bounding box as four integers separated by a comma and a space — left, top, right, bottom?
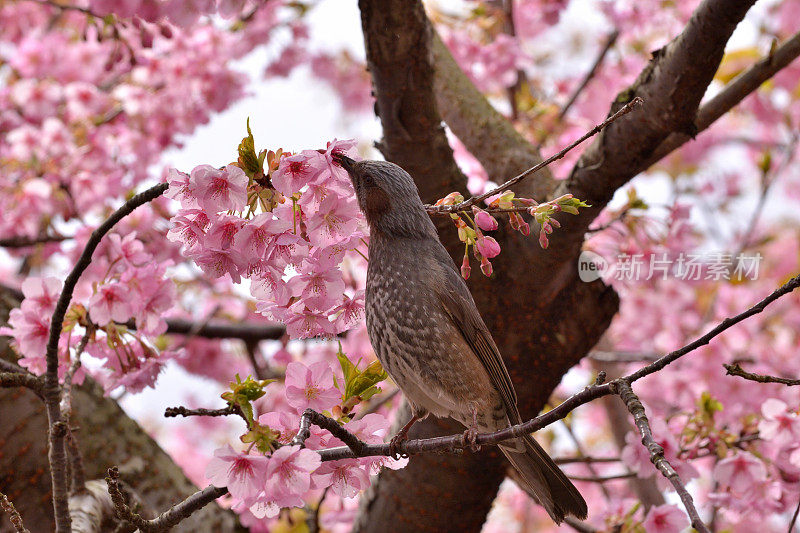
0, 282, 285, 342
626, 274, 800, 383
172, 305, 221, 351
306, 487, 329, 533
0, 233, 71, 248
61, 330, 92, 420
788, 495, 800, 533
66, 430, 87, 495
564, 516, 599, 533
105, 467, 227, 532
0, 491, 30, 533
723, 363, 800, 386
567, 472, 636, 482
588, 351, 661, 363
560, 418, 612, 498
554, 456, 621, 465
164, 404, 246, 424
44, 183, 168, 533
559, 29, 620, 120
617, 381, 709, 532
427, 97, 643, 213
129, 317, 285, 343
292, 409, 365, 455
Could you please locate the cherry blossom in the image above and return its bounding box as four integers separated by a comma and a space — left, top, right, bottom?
190, 165, 249, 213
641, 504, 689, 533
263, 445, 322, 503
284, 361, 341, 413
714, 452, 768, 496
88, 283, 133, 326
205, 445, 270, 501
758, 398, 800, 445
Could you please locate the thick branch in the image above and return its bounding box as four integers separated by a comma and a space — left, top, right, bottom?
561, 0, 756, 204
647, 30, 800, 165
525, 0, 760, 304
0, 371, 43, 396
68, 480, 116, 533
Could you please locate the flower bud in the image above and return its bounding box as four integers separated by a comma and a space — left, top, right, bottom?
473, 208, 498, 231
460, 254, 471, 280
480, 256, 493, 277
539, 230, 549, 249
475, 235, 501, 258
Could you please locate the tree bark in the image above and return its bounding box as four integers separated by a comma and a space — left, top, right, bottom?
355, 0, 756, 531
355, 2, 616, 532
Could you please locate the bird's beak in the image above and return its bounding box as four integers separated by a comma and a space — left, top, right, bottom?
332, 153, 357, 178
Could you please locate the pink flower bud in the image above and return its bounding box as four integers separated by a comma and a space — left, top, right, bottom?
538, 230, 549, 249
461, 254, 471, 280
480, 256, 493, 277
519, 221, 530, 236
475, 235, 501, 258
473, 209, 498, 231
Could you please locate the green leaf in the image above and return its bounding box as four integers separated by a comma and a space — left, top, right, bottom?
238, 118, 262, 177
219, 374, 276, 427
338, 347, 388, 403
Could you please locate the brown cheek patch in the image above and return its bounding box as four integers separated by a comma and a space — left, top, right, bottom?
364, 186, 391, 221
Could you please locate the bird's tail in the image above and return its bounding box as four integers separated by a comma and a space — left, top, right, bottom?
499, 435, 587, 523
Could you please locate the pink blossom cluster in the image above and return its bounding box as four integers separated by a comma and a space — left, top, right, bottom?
86, 0, 254, 27
2, 229, 178, 393
577, 193, 800, 529
206, 359, 401, 526
442, 31, 527, 94
0, 0, 278, 247
0, 277, 76, 377
166, 140, 368, 339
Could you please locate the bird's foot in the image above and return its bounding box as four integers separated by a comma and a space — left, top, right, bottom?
388, 432, 409, 459
461, 406, 481, 452
388, 414, 420, 459
461, 426, 481, 452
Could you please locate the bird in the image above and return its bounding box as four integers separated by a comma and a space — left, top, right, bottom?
333, 154, 588, 523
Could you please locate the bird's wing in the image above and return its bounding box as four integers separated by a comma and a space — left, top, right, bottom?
434, 264, 519, 419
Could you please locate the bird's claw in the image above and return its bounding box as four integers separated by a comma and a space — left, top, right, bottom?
389, 433, 409, 460
461, 426, 481, 452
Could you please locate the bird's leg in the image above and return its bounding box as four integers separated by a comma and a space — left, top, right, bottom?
461, 405, 481, 452
389, 414, 420, 459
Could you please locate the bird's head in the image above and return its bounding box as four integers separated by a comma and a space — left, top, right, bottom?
334, 154, 436, 239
